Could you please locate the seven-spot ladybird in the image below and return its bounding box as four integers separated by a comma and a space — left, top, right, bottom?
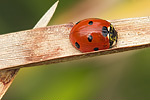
69, 18, 118, 52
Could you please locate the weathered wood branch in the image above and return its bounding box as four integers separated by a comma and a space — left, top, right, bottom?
0, 17, 150, 70
0, 1, 59, 99
0, 16, 150, 99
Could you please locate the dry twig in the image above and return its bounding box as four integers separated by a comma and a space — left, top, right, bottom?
1, 16, 150, 98
0, 4, 150, 99
0, 1, 59, 99
1, 17, 150, 71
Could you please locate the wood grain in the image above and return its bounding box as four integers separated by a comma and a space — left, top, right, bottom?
0, 16, 150, 98
0, 1, 59, 98
0, 1, 59, 99
1, 17, 150, 70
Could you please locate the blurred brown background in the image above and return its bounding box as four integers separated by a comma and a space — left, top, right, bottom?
1, 0, 150, 100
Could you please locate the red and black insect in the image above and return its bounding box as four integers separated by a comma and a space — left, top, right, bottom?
69, 18, 118, 52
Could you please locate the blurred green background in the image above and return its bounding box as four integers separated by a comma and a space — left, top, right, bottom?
1, 0, 150, 100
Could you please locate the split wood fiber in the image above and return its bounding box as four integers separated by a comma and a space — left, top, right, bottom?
1, 17, 150, 70
0, 1, 59, 99
0, 16, 150, 98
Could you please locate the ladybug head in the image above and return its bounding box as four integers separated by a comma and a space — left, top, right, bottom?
107, 24, 118, 48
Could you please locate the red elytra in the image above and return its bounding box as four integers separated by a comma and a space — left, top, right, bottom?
69, 18, 117, 53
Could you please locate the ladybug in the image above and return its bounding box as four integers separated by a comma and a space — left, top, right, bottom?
69, 18, 118, 52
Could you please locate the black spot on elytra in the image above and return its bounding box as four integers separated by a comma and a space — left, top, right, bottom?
88, 35, 93, 42
94, 48, 99, 51
75, 42, 80, 49
102, 26, 108, 37
88, 21, 93, 25
109, 41, 114, 47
